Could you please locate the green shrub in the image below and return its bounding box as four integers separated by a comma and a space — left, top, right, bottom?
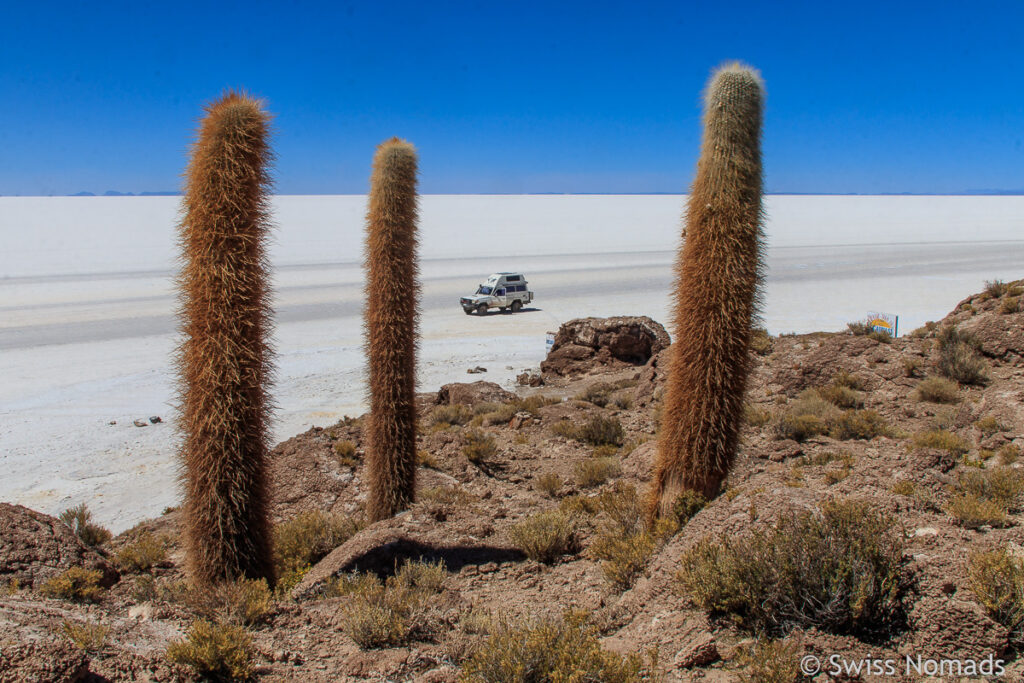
39, 567, 105, 603
165, 620, 254, 681
58, 504, 111, 547
913, 429, 969, 456
914, 376, 960, 403
574, 457, 622, 488
273, 510, 361, 581
676, 499, 908, 638
936, 326, 988, 385
459, 611, 650, 683
114, 532, 167, 573
508, 511, 578, 563
463, 430, 498, 464
968, 547, 1024, 645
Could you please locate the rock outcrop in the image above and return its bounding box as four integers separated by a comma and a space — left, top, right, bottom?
540, 316, 671, 376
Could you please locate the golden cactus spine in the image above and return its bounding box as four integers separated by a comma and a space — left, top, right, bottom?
364, 138, 420, 522
649, 64, 766, 519
177, 92, 275, 585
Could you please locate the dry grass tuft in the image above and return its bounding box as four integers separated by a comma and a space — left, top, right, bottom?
59, 504, 112, 547
936, 326, 989, 386
61, 620, 109, 654
913, 429, 969, 456
333, 440, 358, 467
551, 415, 625, 447
533, 472, 562, 497
273, 510, 361, 589
734, 637, 804, 683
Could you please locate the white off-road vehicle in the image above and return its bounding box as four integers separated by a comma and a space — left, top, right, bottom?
460, 272, 533, 315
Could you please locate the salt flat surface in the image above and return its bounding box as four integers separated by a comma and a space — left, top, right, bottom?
1, 195, 1022, 530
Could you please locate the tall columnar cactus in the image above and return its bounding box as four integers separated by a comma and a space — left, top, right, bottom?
649, 64, 765, 519
177, 92, 275, 585
364, 138, 420, 522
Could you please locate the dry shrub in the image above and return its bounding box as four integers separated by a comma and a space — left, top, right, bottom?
558, 494, 600, 518
1000, 444, 1021, 465
913, 429, 969, 455
40, 567, 105, 603
774, 391, 836, 442
831, 370, 864, 390
936, 326, 989, 386
676, 499, 908, 638
985, 279, 1009, 298
829, 409, 889, 440
208, 578, 274, 626
420, 485, 475, 508
574, 457, 622, 488
480, 403, 518, 426
114, 532, 168, 573
61, 620, 109, 654
273, 510, 361, 586
975, 416, 1005, 435
734, 637, 804, 683
891, 480, 916, 497
588, 483, 691, 590
551, 415, 624, 447
847, 321, 891, 343
333, 440, 358, 467
431, 404, 473, 427
58, 504, 112, 547
947, 467, 1024, 529
335, 560, 447, 649
744, 404, 772, 428
1001, 296, 1020, 314
534, 472, 562, 497
463, 430, 498, 464
165, 620, 254, 681
750, 327, 773, 356
508, 511, 579, 563
902, 356, 923, 378
576, 382, 616, 407
968, 547, 1024, 646
914, 376, 959, 403
459, 610, 651, 683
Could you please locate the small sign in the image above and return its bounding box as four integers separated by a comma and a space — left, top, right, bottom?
546, 331, 556, 354
866, 311, 898, 338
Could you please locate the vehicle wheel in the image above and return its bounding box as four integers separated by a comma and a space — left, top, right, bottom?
476, 304, 488, 315
463, 308, 472, 315
510, 300, 523, 313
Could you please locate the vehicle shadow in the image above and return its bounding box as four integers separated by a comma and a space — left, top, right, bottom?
475, 307, 543, 316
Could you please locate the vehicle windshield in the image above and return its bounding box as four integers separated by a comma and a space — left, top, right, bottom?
476, 286, 492, 295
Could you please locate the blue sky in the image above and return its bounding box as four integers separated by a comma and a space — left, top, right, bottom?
1, 1, 1022, 195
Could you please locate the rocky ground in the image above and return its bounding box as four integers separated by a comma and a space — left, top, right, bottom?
3, 288, 1024, 682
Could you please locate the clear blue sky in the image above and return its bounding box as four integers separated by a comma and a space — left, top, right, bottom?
1, 1, 1022, 195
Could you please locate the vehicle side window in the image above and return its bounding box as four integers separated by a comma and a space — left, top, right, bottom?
515, 285, 524, 292
496, 288, 505, 296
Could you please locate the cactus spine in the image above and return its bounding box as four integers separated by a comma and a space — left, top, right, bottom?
649, 64, 765, 519
364, 138, 420, 522
177, 92, 275, 585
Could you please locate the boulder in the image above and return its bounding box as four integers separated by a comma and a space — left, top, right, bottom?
540, 317, 670, 377
437, 381, 515, 406
0, 503, 118, 589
